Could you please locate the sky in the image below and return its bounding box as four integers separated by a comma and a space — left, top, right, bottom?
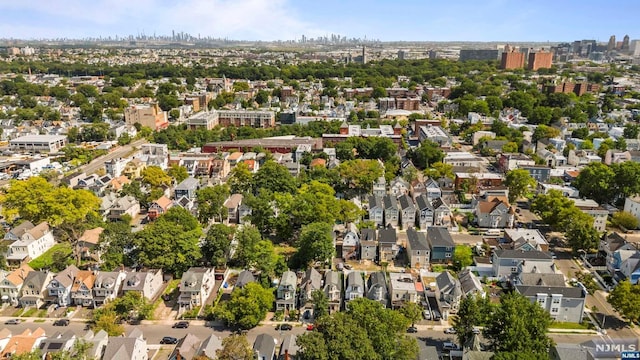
0, 0, 638, 42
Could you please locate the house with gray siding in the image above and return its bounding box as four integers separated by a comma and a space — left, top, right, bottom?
515, 285, 585, 323
398, 194, 416, 229
427, 227, 455, 264
383, 195, 399, 228
368, 195, 384, 226
406, 228, 430, 269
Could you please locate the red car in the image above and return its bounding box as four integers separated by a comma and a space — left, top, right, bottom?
306, 324, 314, 331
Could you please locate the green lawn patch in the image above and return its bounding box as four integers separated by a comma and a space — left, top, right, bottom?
550, 321, 594, 330
12, 308, 24, 317
28, 243, 74, 270
181, 306, 201, 319
34, 319, 46, 323
36, 309, 48, 318
163, 279, 180, 296
21, 308, 37, 317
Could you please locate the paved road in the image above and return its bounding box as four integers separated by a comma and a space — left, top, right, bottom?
79, 138, 147, 175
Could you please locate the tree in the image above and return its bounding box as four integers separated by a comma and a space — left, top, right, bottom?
573, 162, 616, 205
338, 159, 384, 195
311, 289, 328, 319
399, 302, 422, 326
227, 162, 254, 194
501, 142, 519, 153
253, 160, 297, 195
559, 207, 600, 253
409, 140, 444, 169
452, 295, 482, 346
166, 165, 189, 184
452, 246, 473, 270
99, 220, 134, 271
532, 124, 560, 143
141, 165, 172, 187
425, 162, 454, 180
484, 292, 553, 355
91, 307, 124, 336
196, 185, 230, 223
133, 207, 202, 275
607, 280, 640, 324
293, 222, 334, 268
111, 291, 154, 321
214, 282, 274, 329
530, 190, 574, 229
202, 224, 235, 267
216, 334, 254, 360
612, 211, 639, 230
504, 169, 536, 203
623, 123, 640, 139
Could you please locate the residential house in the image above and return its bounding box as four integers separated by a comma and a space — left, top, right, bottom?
147, 196, 173, 220
71, 270, 96, 307
383, 194, 399, 228
520, 165, 552, 183
77, 227, 104, 262
567, 149, 601, 167
415, 194, 434, 229
178, 267, 215, 309
410, 179, 426, 200
601, 232, 637, 276
46, 265, 80, 307
503, 229, 549, 252
39, 330, 77, 358
0, 328, 46, 359
276, 271, 297, 312
390, 177, 410, 198
372, 176, 387, 200
604, 149, 631, 165
19, 270, 54, 308
570, 198, 608, 232
0, 264, 33, 306
475, 197, 514, 229
366, 271, 388, 307
435, 272, 462, 318
168, 333, 202, 360
122, 159, 146, 179
498, 153, 535, 172
298, 268, 322, 317
224, 194, 244, 224
194, 334, 224, 360
235, 270, 256, 290
108, 196, 140, 222
368, 195, 384, 227
4, 221, 35, 242
324, 271, 342, 314
378, 227, 399, 263
623, 196, 640, 228
620, 252, 640, 284
427, 227, 455, 264
491, 249, 555, 279
278, 334, 300, 360
109, 175, 132, 193
398, 194, 416, 229
406, 228, 430, 269
81, 330, 109, 360
210, 158, 230, 179
102, 328, 148, 360
359, 228, 377, 261
345, 271, 365, 306
458, 269, 485, 298
342, 223, 359, 260
122, 269, 164, 301
424, 178, 442, 202
516, 285, 585, 323
174, 177, 200, 200
5, 222, 56, 268
431, 198, 453, 228
516, 273, 566, 287
92, 271, 126, 308
253, 334, 277, 360
389, 272, 418, 309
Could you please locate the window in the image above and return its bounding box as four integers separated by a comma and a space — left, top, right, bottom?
551, 307, 559, 313
552, 298, 560, 304
537, 298, 545, 304
445, 253, 451, 258
510, 267, 518, 273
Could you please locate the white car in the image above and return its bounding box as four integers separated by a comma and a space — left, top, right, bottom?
443, 342, 459, 351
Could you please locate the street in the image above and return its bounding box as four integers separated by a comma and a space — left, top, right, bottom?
78, 138, 148, 175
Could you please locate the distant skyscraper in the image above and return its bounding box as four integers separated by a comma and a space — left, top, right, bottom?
500, 45, 525, 70
362, 46, 367, 64
527, 49, 553, 70
622, 35, 630, 50
607, 35, 616, 51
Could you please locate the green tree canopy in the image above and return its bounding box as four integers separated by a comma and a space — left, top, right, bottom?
216, 334, 254, 360
409, 140, 444, 169
607, 280, 640, 324
292, 222, 335, 268
505, 169, 536, 203
573, 162, 615, 204
453, 246, 473, 271
201, 224, 235, 267
196, 185, 230, 224
166, 165, 189, 184
141, 165, 173, 187
214, 282, 274, 329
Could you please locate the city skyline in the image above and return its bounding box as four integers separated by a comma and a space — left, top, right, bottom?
0, 0, 638, 42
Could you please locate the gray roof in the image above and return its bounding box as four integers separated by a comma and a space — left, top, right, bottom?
551, 344, 591, 360
436, 272, 461, 297
122, 272, 150, 292
325, 271, 341, 288
278, 334, 299, 359
301, 268, 322, 291
196, 334, 223, 359
102, 338, 142, 360
366, 272, 388, 301
253, 334, 277, 360
52, 265, 79, 288
6, 221, 35, 239
415, 194, 432, 211
23, 271, 49, 290
279, 271, 297, 287
519, 273, 566, 287
93, 271, 121, 289
170, 333, 202, 360
347, 271, 364, 289
369, 195, 382, 209
383, 194, 398, 209
427, 227, 455, 248
407, 228, 429, 251
181, 267, 211, 291
378, 227, 397, 245
175, 177, 200, 191
459, 268, 483, 295
361, 228, 376, 242
515, 285, 585, 298
236, 270, 256, 289
494, 249, 553, 260
398, 194, 414, 210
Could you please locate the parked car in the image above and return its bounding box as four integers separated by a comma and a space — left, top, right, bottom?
306, 324, 315, 331
5, 319, 20, 325
407, 326, 418, 333
423, 310, 431, 320
444, 327, 456, 334
432, 311, 441, 321
276, 324, 292, 331
53, 319, 70, 326
160, 336, 179, 344
443, 342, 459, 351
472, 327, 481, 334
172, 321, 189, 329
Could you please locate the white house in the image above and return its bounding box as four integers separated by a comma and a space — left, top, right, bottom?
5, 222, 56, 268
623, 196, 640, 229
46, 265, 80, 307
178, 267, 215, 309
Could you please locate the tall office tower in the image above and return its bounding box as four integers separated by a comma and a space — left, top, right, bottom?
500, 45, 525, 69
527, 50, 553, 70
362, 46, 367, 64
608, 35, 616, 51
622, 35, 630, 50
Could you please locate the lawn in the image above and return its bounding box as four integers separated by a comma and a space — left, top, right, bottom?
163, 279, 180, 296
550, 321, 594, 330
28, 243, 74, 270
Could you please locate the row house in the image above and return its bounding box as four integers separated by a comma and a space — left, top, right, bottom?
178, 267, 215, 309
475, 196, 514, 229
71, 270, 96, 307
324, 270, 342, 314
121, 269, 164, 301
77, 228, 103, 262
93, 271, 126, 308
19, 270, 54, 308
570, 198, 608, 232
5, 222, 56, 269
46, 265, 79, 307
383, 194, 399, 228
366, 272, 389, 308
491, 249, 555, 280
0, 264, 34, 306
406, 228, 430, 270
516, 285, 585, 323
342, 224, 359, 260
398, 194, 416, 229
275, 271, 297, 312
298, 268, 322, 318
389, 272, 418, 309
415, 195, 452, 229
427, 227, 455, 264
345, 272, 365, 307
147, 195, 174, 220
359, 228, 377, 261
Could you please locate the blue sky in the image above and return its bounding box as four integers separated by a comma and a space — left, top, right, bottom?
0, 0, 637, 42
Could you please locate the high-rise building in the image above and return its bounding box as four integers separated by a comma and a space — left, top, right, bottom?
608, 35, 616, 51
527, 50, 553, 71
630, 40, 640, 57
362, 46, 367, 64
500, 45, 526, 69
622, 35, 630, 50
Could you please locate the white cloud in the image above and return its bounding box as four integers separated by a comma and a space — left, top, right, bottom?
0, 0, 325, 40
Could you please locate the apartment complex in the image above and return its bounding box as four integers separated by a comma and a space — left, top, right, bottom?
124, 104, 169, 131
528, 51, 553, 70
216, 110, 275, 128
